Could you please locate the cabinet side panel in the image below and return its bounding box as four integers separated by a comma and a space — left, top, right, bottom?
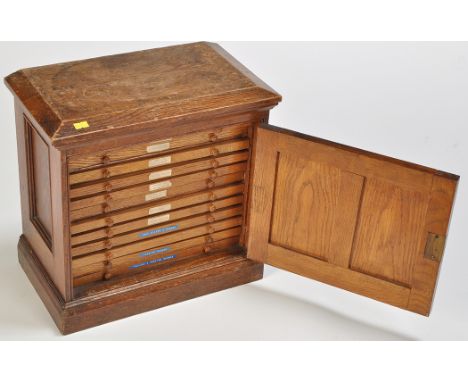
25, 118, 53, 246
15, 100, 69, 300
15, 101, 53, 269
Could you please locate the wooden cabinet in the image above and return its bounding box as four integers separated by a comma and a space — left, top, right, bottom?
4, 42, 458, 334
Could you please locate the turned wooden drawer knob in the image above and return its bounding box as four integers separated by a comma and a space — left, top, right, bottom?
210, 148, 219, 156
209, 203, 216, 212
209, 170, 217, 179
103, 260, 113, 279
105, 217, 114, 227
102, 168, 111, 178
105, 251, 113, 260
104, 183, 113, 192
208, 226, 215, 234
208, 192, 216, 201
101, 155, 110, 165
207, 214, 215, 223
211, 159, 219, 168
103, 203, 111, 213
206, 179, 215, 188
203, 246, 212, 253
106, 227, 114, 238
209, 133, 217, 142
104, 240, 113, 249
205, 235, 214, 243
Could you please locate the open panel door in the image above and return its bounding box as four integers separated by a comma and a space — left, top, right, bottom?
247, 125, 458, 315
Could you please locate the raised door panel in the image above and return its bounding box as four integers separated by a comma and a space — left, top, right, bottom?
247, 125, 458, 315
270, 156, 364, 268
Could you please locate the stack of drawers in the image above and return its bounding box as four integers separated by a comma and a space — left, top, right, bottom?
69, 122, 251, 288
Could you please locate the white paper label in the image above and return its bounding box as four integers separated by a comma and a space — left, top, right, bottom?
148, 156, 171, 168
147, 214, 171, 226
146, 139, 171, 153
149, 169, 172, 181
148, 203, 171, 215
149, 180, 172, 192
145, 190, 167, 201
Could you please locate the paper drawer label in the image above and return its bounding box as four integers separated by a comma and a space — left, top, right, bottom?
147, 214, 170, 226
139, 224, 178, 238
145, 190, 167, 201
149, 180, 172, 192
139, 246, 171, 257
148, 203, 171, 215
148, 156, 171, 168
129, 254, 176, 269
146, 139, 172, 153
149, 169, 172, 181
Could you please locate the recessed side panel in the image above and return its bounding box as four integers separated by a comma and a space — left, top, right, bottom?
247, 125, 458, 315
25, 117, 53, 248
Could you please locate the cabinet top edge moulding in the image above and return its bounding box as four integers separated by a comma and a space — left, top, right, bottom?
4, 42, 281, 149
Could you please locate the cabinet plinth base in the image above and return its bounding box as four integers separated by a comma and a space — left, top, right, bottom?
18, 235, 263, 335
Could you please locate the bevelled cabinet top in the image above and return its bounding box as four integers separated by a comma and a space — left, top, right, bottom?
4, 42, 281, 147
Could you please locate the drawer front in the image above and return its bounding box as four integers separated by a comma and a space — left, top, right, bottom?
68, 122, 249, 172
71, 195, 244, 246
69, 139, 249, 184
70, 162, 247, 211
73, 216, 243, 263
71, 206, 243, 257
73, 235, 240, 287
69, 151, 249, 198
70, 172, 245, 220
69, 125, 251, 288
71, 184, 244, 234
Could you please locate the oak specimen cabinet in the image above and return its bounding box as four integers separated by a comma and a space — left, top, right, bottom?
5, 42, 459, 334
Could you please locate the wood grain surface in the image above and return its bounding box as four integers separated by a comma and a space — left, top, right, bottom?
71, 206, 243, 257
71, 195, 244, 246
73, 236, 241, 286
247, 124, 458, 315
68, 122, 249, 171
5, 42, 280, 147
70, 183, 245, 234
69, 151, 249, 198
18, 234, 263, 334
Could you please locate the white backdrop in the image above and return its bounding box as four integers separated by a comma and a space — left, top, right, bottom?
0, 42, 466, 340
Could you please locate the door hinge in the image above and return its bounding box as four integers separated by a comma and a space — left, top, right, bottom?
424, 233, 446, 262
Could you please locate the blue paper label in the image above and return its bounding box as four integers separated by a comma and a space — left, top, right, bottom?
139, 247, 171, 258
139, 224, 178, 238
129, 254, 177, 269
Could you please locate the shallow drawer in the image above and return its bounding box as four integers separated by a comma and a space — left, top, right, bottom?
72, 216, 243, 263
69, 138, 249, 185
70, 184, 244, 234
69, 151, 249, 199
71, 205, 243, 257
72, 235, 240, 286
70, 172, 245, 221
68, 122, 250, 172
71, 195, 244, 246
70, 162, 247, 210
